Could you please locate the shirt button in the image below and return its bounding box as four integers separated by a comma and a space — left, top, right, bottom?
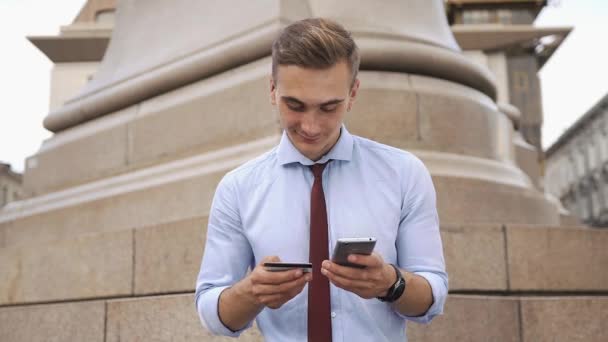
331, 312, 337, 318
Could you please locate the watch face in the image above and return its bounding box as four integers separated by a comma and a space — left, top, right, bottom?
377, 264, 406, 302
397, 278, 406, 291
390, 278, 406, 302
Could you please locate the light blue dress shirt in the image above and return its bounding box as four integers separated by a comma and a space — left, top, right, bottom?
195, 126, 448, 342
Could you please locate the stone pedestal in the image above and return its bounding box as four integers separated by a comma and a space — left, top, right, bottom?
0, 1, 601, 341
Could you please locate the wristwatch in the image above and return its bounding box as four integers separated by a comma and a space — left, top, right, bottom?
377, 264, 406, 303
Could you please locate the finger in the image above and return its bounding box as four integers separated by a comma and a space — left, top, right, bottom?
322, 260, 375, 281
259, 281, 308, 309
252, 273, 312, 296
322, 268, 371, 291
259, 255, 281, 265
258, 293, 284, 307
346, 253, 384, 268
253, 264, 305, 284
264, 296, 294, 310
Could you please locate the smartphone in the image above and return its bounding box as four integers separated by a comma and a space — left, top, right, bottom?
331, 237, 377, 268
263, 262, 313, 273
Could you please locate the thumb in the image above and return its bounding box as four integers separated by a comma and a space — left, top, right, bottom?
260, 255, 281, 264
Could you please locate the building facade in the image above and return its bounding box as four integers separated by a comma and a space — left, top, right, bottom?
0, 163, 23, 208
545, 94, 608, 227
445, 0, 570, 190
446, 0, 558, 154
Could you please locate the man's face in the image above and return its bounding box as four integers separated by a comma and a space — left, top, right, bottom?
270, 61, 359, 161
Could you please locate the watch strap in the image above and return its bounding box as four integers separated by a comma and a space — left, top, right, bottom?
377, 263, 406, 303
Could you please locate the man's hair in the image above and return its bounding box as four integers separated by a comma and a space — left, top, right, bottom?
271, 18, 360, 86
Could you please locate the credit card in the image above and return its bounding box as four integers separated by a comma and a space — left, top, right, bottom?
263, 262, 313, 273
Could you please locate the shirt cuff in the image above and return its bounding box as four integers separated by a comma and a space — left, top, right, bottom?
196, 285, 253, 337
398, 271, 448, 324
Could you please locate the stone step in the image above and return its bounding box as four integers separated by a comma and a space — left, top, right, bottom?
2, 158, 560, 251
505, 224, 608, 291
444, 224, 608, 292
23, 58, 276, 197
1, 222, 606, 306
1, 293, 605, 341
408, 295, 608, 342
0, 216, 206, 305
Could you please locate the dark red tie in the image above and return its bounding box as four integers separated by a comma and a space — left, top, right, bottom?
308, 163, 332, 342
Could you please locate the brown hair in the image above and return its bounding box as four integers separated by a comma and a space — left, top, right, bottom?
271, 18, 360, 86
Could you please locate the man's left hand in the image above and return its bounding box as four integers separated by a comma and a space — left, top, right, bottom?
321, 253, 396, 299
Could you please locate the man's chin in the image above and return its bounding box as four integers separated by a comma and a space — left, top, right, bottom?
294, 144, 323, 161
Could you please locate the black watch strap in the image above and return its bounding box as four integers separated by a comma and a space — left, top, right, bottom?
377, 264, 406, 303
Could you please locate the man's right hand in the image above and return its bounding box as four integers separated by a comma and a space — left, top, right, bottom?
218, 256, 311, 331
244, 256, 312, 309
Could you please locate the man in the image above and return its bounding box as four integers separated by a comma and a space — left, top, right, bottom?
195, 18, 447, 341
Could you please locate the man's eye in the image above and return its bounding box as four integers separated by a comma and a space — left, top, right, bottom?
287, 104, 305, 112
320, 105, 337, 112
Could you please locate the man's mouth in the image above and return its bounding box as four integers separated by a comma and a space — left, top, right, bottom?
298, 133, 320, 143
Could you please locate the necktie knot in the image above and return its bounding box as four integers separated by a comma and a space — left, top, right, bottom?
311, 163, 327, 179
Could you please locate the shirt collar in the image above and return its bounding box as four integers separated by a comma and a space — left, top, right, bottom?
277, 125, 354, 166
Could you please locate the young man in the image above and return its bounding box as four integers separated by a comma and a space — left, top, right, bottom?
195, 18, 448, 342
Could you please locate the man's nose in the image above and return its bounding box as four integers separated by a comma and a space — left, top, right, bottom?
300, 112, 321, 136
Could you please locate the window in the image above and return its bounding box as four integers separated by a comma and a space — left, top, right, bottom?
575, 150, 585, 177
599, 129, 608, 162
463, 9, 491, 24
588, 139, 597, 169
567, 154, 576, 184
497, 9, 511, 24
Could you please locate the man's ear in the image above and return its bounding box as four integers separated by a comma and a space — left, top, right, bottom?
270, 77, 277, 106
347, 78, 360, 112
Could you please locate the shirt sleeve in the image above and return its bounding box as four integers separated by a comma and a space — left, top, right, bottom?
395, 155, 448, 324
194, 174, 254, 336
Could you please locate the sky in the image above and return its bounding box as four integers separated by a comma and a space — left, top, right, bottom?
536, 0, 608, 150
0, 0, 606, 173
0, 0, 87, 173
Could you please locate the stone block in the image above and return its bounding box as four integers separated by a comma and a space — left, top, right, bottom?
134, 217, 207, 295
408, 295, 520, 341
433, 176, 559, 225
0, 221, 6, 248
0, 230, 132, 304
23, 106, 135, 196
560, 213, 580, 226
346, 71, 418, 148
24, 59, 279, 197
411, 75, 500, 160
106, 293, 264, 342
520, 297, 608, 342
514, 134, 541, 188
441, 224, 507, 291
0, 300, 105, 342
507, 225, 608, 291
132, 58, 277, 167
3, 169, 225, 249
0, 245, 21, 304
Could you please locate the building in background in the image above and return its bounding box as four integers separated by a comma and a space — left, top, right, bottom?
545, 94, 608, 227
28, 0, 114, 113
446, 0, 570, 189
0, 163, 23, 207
